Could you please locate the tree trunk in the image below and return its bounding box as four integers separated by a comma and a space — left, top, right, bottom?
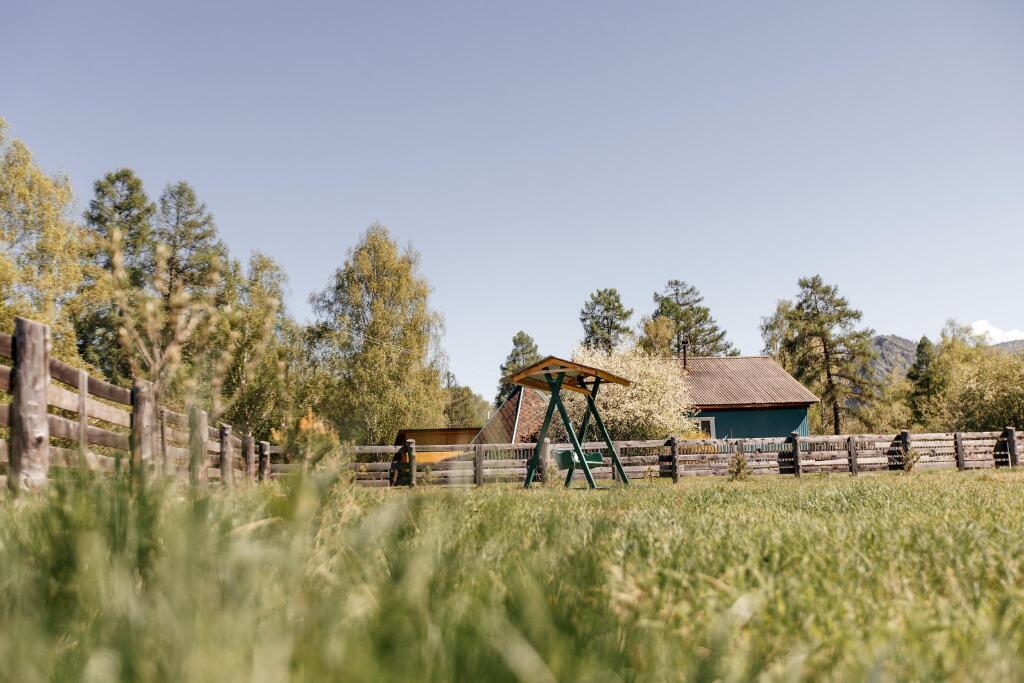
821, 337, 841, 435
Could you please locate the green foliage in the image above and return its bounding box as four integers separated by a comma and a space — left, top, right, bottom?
310, 223, 448, 444
914, 323, 1024, 431
218, 252, 288, 438
84, 168, 155, 287
727, 450, 750, 481
76, 168, 157, 385
906, 336, 938, 425
579, 287, 632, 353
495, 330, 540, 405
762, 275, 877, 434
647, 279, 736, 357
0, 118, 94, 363
154, 181, 227, 302
443, 373, 489, 427
8, 473, 1024, 679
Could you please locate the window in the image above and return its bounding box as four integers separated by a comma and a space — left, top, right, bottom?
697, 417, 716, 438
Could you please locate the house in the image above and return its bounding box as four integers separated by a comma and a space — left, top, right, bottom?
683, 356, 818, 438
395, 354, 817, 448
471, 386, 550, 444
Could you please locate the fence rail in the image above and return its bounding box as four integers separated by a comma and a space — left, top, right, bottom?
2, 316, 1022, 493
351, 427, 1024, 488
0, 317, 271, 492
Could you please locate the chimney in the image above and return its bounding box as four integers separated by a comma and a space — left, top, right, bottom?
682, 339, 689, 369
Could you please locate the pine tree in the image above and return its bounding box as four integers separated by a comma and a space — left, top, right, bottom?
77, 168, 156, 384
906, 336, 937, 426
648, 280, 737, 357
495, 331, 540, 405
154, 181, 226, 301
580, 287, 633, 352
85, 168, 155, 286
761, 275, 877, 434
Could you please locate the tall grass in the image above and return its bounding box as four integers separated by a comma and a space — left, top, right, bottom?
4, 471, 1024, 680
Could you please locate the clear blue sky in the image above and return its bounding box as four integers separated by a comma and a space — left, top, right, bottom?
4, 1, 1023, 399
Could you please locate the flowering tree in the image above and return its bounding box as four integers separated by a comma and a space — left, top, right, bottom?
559, 345, 696, 441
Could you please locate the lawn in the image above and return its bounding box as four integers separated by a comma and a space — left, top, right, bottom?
3, 470, 1024, 681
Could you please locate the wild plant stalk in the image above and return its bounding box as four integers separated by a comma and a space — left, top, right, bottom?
109, 227, 220, 408
108, 229, 281, 479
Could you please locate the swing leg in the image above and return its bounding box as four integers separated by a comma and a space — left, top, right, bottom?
587, 393, 629, 486
563, 465, 575, 487
524, 390, 559, 489
552, 390, 597, 489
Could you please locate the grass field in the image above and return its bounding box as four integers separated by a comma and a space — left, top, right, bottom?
4, 470, 1024, 681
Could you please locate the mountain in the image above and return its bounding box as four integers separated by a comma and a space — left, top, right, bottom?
871, 335, 1024, 380
871, 335, 917, 379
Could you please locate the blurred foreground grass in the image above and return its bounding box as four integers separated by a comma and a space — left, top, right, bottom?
3, 470, 1024, 681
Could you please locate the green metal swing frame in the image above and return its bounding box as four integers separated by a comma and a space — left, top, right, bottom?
506, 357, 630, 489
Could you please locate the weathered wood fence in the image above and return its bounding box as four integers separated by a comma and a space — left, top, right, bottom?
3, 316, 1022, 493
0, 317, 273, 492
350, 428, 1024, 488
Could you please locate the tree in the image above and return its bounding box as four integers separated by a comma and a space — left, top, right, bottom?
153, 181, 226, 302
906, 336, 937, 426
647, 280, 737, 357
495, 331, 540, 405
218, 252, 287, 439
443, 372, 490, 427
637, 315, 675, 357
0, 118, 93, 362
84, 168, 155, 286
77, 168, 156, 384
559, 345, 695, 440
580, 288, 632, 352
761, 275, 876, 435
310, 223, 448, 444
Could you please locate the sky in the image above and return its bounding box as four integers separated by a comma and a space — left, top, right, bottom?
3, 0, 1023, 399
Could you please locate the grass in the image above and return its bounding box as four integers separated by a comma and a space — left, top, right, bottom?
4, 470, 1024, 681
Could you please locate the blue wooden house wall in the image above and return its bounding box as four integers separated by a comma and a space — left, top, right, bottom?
697, 406, 810, 439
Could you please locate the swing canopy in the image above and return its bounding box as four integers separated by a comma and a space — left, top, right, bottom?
505, 356, 631, 394
505, 356, 632, 489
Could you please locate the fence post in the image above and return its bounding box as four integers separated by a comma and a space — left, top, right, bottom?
541, 438, 553, 484
669, 436, 679, 484
900, 430, 911, 470
790, 432, 802, 477
8, 317, 51, 492
847, 435, 858, 475
954, 432, 966, 471
241, 432, 255, 483
76, 368, 89, 467
130, 379, 155, 486
610, 442, 618, 483
219, 424, 234, 487
1006, 427, 1019, 468
474, 443, 485, 486
188, 405, 208, 490
258, 441, 270, 482
406, 439, 416, 487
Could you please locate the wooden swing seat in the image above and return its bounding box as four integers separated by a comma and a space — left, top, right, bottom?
554, 449, 604, 470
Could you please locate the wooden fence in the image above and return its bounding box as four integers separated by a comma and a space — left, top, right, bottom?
351, 427, 1024, 488
0, 317, 272, 492
3, 315, 1022, 493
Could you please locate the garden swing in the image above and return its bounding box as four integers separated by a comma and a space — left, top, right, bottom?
505, 356, 631, 489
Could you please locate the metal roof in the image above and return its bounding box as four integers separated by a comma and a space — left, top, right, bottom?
683, 356, 818, 409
